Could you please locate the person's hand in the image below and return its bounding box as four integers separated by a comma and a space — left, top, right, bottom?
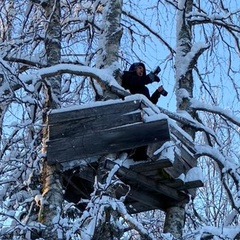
157, 85, 168, 96
154, 75, 160, 82
158, 85, 164, 93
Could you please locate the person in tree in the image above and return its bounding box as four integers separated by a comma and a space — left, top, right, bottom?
122, 62, 168, 161
122, 62, 167, 104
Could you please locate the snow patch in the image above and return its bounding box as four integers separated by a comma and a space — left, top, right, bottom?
185, 167, 203, 182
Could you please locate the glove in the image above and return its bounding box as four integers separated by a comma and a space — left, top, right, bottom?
154, 75, 160, 82
147, 72, 160, 82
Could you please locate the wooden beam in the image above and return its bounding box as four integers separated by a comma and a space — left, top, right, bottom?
130, 159, 172, 173
124, 191, 166, 213
63, 166, 169, 212
170, 125, 196, 154
61, 164, 187, 214
179, 180, 204, 190
176, 144, 196, 168
47, 119, 170, 164
48, 98, 141, 124
49, 110, 142, 140
105, 160, 187, 201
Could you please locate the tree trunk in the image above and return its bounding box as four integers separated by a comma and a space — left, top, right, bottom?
163, 205, 185, 239
38, 1, 63, 239
93, 0, 123, 239
0, 74, 5, 157
164, 0, 194, 238
95, 0, 123, 100
96, 0, 123, 68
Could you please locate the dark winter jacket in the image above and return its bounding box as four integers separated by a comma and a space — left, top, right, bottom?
122, 62, 161, 104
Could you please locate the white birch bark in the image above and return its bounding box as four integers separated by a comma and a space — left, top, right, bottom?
37, 1, 63, 239
92, 0, 123, 239
0, 74, 6, 157
96, 0, 123, 68
95, 0, 123, 100
164, 0, 194, 238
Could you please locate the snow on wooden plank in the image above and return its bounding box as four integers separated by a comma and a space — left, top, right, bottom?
48, 98, 142, 124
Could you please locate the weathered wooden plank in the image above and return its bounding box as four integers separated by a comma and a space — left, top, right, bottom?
162, 143, 193, 179
146, 142, 165, 161
170, 132, 195, 165
164, 160, 187, 179
130, 159, 172, 173
137, 169, 161, 177
177, 144, 196, 168
157, 178, 202, 190
140, 101, 160, 115
48, 99, 141, 124
49, 111, 142, 140
105, 160, 187, 201
47, 119, 170, 164
146, 175, 202, 191
162, 179, 203, 190
179, 180, 204, 190
63, 165, 170, 212
124, 189, 170, 213
61, 165, 179, 213
72, 166, 97, 183
170, 125, 196, 154
162, 178, 184, 188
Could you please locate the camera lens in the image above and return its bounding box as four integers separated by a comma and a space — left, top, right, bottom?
161, 89, 168, 96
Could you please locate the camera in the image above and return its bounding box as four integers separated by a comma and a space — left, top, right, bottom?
159, 85, 168, 96
161, 88, 168, 96
153, 66, 168, 97
153, 66, 161, 75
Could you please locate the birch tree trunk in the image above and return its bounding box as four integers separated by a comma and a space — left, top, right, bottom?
93, 0, 123, 239
0, 74, 5, 157
164, 0, 194, 238
96, 0, 122, 68
37, 1, 63, 239
95, 0, 123, 100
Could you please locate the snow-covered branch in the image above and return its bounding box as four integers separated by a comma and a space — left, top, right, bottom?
195, 144, 240, 213
191, 99, 240, 127
1, 64, 118, 95
158, 106, 222, 147
176, 42, 210, 80
189, 12, 240, 33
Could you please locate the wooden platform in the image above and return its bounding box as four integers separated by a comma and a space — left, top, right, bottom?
47, 96, 170, 165
62, 158, 203, 214
46, 95, 203, 213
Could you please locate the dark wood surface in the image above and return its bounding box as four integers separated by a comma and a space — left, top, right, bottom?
61, 158, 202, 214
47, 97, 203, 214
48, 98, 141, 124
47, 118, 170, 164
49, 110, 142, 140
